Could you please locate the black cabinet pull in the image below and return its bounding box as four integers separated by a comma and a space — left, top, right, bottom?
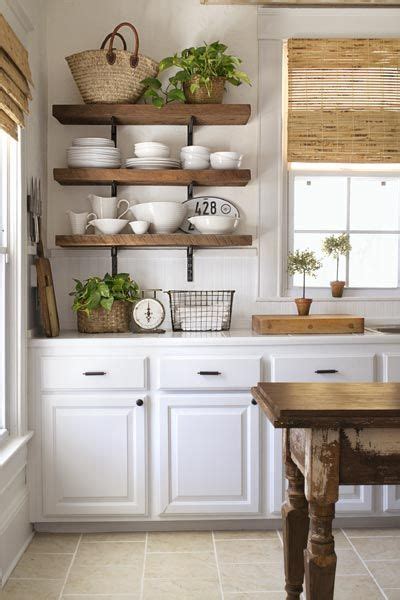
314, 369, 339, 374
197, 371, 221, 376
83, 371, 107, 376
251, 399, 257, 405
136, 399, 144, 406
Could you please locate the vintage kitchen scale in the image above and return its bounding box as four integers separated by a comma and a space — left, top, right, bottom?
132, 289, 166, 334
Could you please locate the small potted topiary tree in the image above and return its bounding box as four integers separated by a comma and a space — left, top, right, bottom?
322, 233, 352, 298
287, 249, 322, 316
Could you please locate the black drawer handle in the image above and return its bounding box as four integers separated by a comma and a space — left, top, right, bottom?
315, 369, 339, 374
197, 371, 222, 376
136, 399, 144, 406
83, 371, 107, 376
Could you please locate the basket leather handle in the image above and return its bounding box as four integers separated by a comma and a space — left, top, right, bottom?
106, 22, 139, 68
100, 32, 127, 51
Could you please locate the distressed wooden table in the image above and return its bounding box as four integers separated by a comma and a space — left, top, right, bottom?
251, 382, 400, 600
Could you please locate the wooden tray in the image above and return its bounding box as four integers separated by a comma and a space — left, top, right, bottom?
252, 314, 364, 335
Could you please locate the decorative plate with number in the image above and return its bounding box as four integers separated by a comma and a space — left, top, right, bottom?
180, 196, 240, 234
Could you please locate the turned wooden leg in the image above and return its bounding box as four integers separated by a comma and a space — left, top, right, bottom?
282, 430, 309, 600
304, 502, 336, 600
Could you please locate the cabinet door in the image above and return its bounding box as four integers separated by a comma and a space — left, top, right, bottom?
268, 355, 374, 515
159, 394, 260, 515
382, 354, 400, 512
42, 395, 147, 516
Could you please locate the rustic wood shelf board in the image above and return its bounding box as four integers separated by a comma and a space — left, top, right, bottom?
52, 104, 251, 126
53, 168, 251, 187
55, 233, 253, 248
252, 314, 364, 335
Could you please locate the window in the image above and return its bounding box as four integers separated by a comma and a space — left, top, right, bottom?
0, 129, 19, 439
288, 168, 400, 294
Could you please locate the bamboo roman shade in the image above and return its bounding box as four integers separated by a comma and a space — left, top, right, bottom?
287, 39, 400, 163
0, 14, 33, 139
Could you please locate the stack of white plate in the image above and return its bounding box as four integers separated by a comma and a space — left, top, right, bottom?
125, 157, 180, 170
67, 145, 122, 168
72, 137, 115, 148
134, 142, 170, 158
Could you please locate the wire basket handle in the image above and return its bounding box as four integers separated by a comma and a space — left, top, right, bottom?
105, 22, 139, 68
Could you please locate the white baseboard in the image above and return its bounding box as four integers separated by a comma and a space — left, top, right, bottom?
1, 530, 33, 587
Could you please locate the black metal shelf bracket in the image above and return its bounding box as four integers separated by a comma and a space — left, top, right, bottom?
187, 115, 195, 147
187, 246, 194, 282
187, 181, 194, 201
111, 246, 118, 276
111, 180, 118, 197
111, 116, 117, 147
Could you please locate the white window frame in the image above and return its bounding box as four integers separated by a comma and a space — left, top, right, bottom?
0, 128, 24, 445
287, 167, 400, 299
257, 6, 400, 301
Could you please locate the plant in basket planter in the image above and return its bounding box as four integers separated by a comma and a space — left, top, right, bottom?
70, 273, 140, 333
322, 233, 352, 298
141, 41, 251, 107
287, 249, 322, 316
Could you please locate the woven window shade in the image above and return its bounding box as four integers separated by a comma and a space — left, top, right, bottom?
0, 14, 33, 139
287, 39, 400, 163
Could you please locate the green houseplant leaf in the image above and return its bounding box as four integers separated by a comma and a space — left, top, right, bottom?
70, 273, 140, 316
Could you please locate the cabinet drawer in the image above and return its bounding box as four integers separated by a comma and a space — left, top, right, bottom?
41, 355, 146, 391
159, 356, 261, 390
271, 354, 375, 383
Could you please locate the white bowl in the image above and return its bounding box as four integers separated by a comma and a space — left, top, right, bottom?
130, 202, 187, 234
188, 215, 240, 234
88, 218, 129, 235
182, 156, 210, 170
135, 147, 170, 158
212, 151, 242, 160
181, 145, 210, 156
210, 153, 242, 170
129, 220, 150, 234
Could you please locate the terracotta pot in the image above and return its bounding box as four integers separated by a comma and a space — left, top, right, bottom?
183, 76, 225, 104
295, 298, 312, 316
330, 281, 345, 298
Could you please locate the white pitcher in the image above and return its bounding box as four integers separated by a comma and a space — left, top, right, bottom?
88, 194, 130, 219
67, 210, 97, 235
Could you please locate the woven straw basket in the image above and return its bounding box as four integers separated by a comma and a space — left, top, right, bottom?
183, 76, 226, 104
77, 300, 132, 334
66, 22, 158, 104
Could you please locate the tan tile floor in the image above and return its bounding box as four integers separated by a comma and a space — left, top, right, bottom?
1, 528, 400, 599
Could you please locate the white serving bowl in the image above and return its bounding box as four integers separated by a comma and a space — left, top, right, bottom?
210, 152, 243, 170
181, 156, 210, 170
130, 202, 187, 234
180, 145, 210, 156
212, 151, 242, 160
134, 146, 170, 159
188, 215, 240, 234
129, 220, 150, 234
88, 218, 129, 235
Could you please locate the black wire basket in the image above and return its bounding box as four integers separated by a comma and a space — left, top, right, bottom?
166, 290, 235, 332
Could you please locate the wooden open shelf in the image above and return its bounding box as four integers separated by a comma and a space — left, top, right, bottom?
53, 168, 251, 187
55, 233, 253, 248
52, 104, 251, 126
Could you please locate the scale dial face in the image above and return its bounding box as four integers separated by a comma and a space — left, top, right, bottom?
133, 298, 165, 330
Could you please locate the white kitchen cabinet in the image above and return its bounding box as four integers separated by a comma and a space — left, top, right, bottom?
158, 394, 260, 516
382, 354, 400, 513
42, 394, 147, 517
268, 353, 375, 515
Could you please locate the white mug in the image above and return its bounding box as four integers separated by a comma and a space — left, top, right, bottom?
67, 210, 97, 235
88, 194, 130, 219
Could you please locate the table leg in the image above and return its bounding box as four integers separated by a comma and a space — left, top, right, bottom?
305, 502, 336, 599
282, 430, 309, 600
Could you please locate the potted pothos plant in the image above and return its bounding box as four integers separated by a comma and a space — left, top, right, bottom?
287, 249, 322, 316
322, 233, 352, 298
141, 41, 251, 106
70, 273, 140, 333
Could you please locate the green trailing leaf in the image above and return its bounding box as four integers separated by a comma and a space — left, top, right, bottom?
140, 41, 251, 107
70, 273, 140, 316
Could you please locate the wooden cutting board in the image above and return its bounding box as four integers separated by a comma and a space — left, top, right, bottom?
252, 314, 364, 335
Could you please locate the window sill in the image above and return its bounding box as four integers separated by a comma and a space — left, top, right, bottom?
257, 296, 400, 302
0, 432, 34, 469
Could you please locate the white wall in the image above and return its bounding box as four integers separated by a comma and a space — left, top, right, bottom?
46, 0, 400, 330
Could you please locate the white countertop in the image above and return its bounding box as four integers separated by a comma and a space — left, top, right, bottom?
28, 327, 400, 347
